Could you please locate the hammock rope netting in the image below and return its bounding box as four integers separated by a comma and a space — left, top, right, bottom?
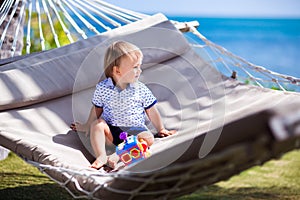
1, 0, 299, 91
1, 0, 300, 199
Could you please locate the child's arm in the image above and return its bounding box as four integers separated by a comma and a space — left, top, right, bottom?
70, 106, 103, 135
145, 105, 176, 137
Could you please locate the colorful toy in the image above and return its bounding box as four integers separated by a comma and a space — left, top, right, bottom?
116, 132, 151, 166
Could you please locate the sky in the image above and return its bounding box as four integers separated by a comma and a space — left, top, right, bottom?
105, 0, 300, 18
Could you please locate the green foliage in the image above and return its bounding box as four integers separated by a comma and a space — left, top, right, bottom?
22, 11, 73, 54
0, 153, 72, 199
1, 150, 300, 199
179, 150, 300, 200
243, 78, 259, 87
244, 78, 295, 92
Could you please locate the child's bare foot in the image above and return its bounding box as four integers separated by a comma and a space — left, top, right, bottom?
90, 156, 107, 170
70, 122, 88, 134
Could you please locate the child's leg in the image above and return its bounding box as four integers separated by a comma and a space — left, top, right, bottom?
89, 118, 113, 169
107, 153, 120, 169
137, 131, 154, 146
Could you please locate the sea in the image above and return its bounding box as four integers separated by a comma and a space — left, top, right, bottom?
19, 13, 300, 90
168, 16, 300, 80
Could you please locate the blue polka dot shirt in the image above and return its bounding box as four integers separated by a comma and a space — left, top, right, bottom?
92, 78, 157, 127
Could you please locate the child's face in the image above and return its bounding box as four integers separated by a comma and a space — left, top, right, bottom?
117, 52, 142, 84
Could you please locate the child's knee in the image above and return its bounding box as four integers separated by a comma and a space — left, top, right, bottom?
137, 131, 154, 146
90, 119, 107, 132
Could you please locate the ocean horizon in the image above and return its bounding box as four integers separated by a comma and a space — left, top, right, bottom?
20, 13, 300, 89
167, 16, 300, 78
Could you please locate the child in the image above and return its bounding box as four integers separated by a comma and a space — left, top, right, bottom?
70, 41, 176, 169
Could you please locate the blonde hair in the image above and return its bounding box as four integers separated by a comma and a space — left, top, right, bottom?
103, 41, 142, 78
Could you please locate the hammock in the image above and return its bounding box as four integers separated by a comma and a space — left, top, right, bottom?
1, 1, 300, 199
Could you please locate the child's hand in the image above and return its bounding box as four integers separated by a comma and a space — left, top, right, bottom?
158, 129, 177, 138
70, 122, 89, 135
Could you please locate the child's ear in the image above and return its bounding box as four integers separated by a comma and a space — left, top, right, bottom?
113, 66, 121, 75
